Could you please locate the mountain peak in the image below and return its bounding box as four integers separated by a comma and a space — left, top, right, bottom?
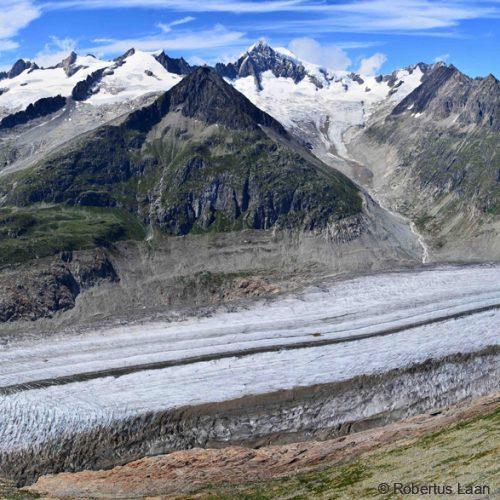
247, 39, 270, 53
215, 40, 307, 87
0, 59, 38, 81
53, 51, 78, 74
114, 48, 136, 64
124, 67, 287, 135
154, 51, 193, 75
169, 67, 287, 132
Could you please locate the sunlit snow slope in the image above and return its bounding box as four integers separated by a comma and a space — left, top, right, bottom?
0, 50, 183, 116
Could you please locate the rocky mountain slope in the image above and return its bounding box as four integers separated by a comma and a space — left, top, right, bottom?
0, 67, 362, 238
346, 64, 499, 261
0, 42, 425, 177
0, 41, 496, 324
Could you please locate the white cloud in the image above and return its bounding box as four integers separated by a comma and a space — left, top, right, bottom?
0, 0, 41, 39
0, 0, 41, 54
235, 0, 499, 37
188, 55, 208, 66
434, 53, 450, 62
43, 0, 307, 14
357, 52, 387, 75
288, 37, 351, 70
85, 24, 246, 56
157, 16, 195, 33
317, 0, 498, 32
35, 36, 77, 67
0, 39, 20, 52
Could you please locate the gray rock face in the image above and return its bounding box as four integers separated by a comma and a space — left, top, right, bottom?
0, 250, 117, 322
52, 52, 81, 76
391, 64, 499, 130
0, 59, 39, 81
114, 48, 135, 65
0, 95, 67, 130
215, 40, 308, 89
155, 51, 193, 75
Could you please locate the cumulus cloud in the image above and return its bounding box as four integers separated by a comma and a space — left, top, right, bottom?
288, 37, 351, 70
357, 52, 387, 75
35, 36, 78, 67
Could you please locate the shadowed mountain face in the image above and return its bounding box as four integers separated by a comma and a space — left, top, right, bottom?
349, 63, 499, 260
0, 59, 39, 81
124, 67, 288, 135
391, 64, 499, 131
0, 96, 67, 130
155, 51, 193, 75
0, 68, 361, 244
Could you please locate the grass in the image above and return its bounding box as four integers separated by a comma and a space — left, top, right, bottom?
0, 205, 145, 267
185, 407, 500, 499
0, 479, 39, 499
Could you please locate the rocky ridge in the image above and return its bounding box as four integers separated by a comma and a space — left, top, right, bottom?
346, 62, 499, 260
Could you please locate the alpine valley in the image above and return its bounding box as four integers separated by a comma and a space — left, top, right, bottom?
0, 40, 498, 496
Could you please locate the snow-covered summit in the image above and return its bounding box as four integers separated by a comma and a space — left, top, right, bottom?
0, 48, 192, 115
0, 40, 439, 165
0, 52, 109, 113
85, 48, 185, 105
220, 42, 433, 159
215, 41, 309, 89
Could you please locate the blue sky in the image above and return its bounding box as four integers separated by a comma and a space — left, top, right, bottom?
1, 0, 499, 76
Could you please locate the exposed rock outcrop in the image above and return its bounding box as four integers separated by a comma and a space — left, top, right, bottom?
155, 51, 193, 75
71, 68, 105, 100
0, 95, 66, 130
0, 250, 117, 322
0, 59, 38, 81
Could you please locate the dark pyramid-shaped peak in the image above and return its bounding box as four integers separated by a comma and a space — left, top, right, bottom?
155, 51, 193, 75
125, 67, 287, 135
